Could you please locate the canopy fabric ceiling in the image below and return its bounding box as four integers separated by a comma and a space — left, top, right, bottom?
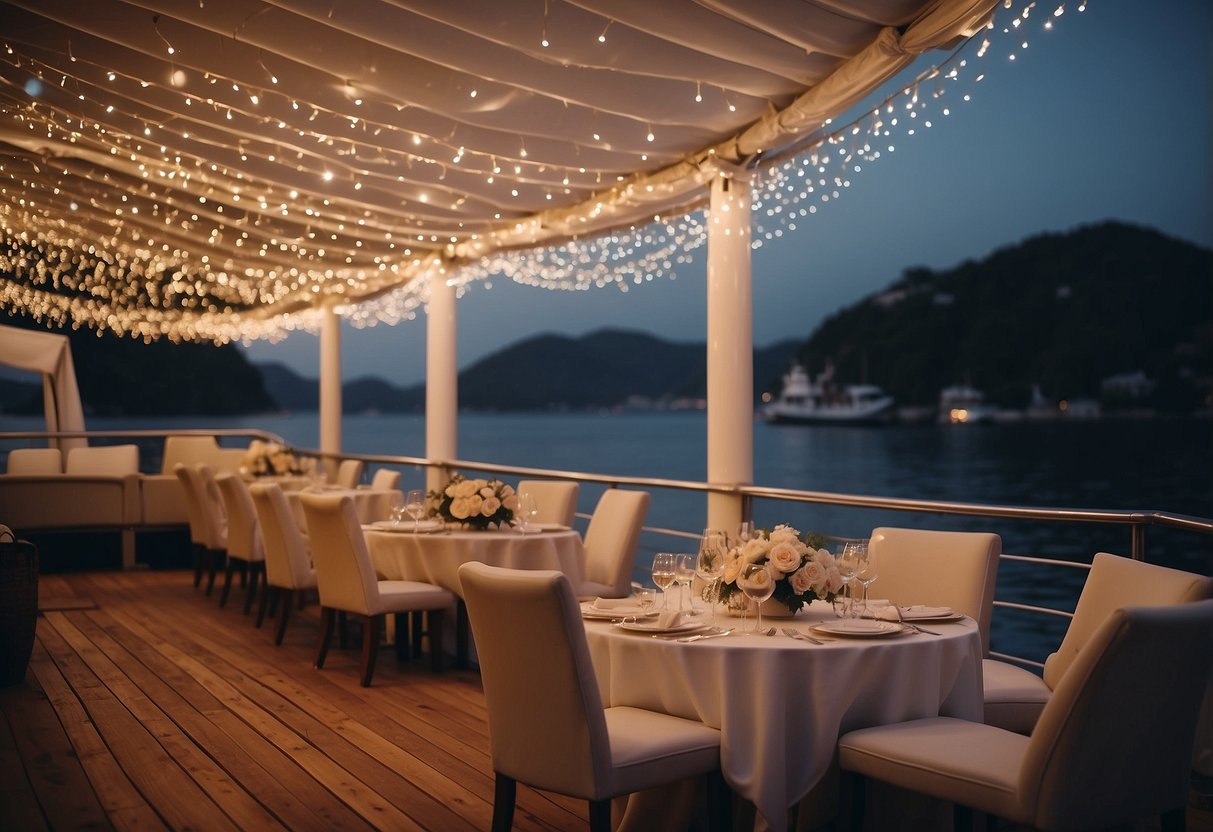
0, 0, 998, 341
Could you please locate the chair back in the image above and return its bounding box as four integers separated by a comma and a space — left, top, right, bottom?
458, 562, 609, 799
174, 463, 208, 547
517, 479, 580, 527
299, 493, 380, 615
162, 435, 221, 474
7, 448, 62, 474
335, 459, 364, 489
216, 473, 263, 562
369, 468, 401, 491
1043, 553, 1213, 688
193, 464, 229, 548
1021, 600, 1213, 830
249, 482, 314, 590
65, 444, 139, 475
582, 489, 651, 598
869, 527, 1001, 654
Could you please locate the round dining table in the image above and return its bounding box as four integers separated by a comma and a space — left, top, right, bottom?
582, 601, 984, 832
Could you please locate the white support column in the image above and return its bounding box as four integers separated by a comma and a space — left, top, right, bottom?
319, 302, 342, 479
706, 171, 754, 533
426, 267, 458, 495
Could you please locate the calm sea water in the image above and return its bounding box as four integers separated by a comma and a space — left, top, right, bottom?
4, 410, 1210, 661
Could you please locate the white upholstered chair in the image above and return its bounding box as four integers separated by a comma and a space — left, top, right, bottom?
65, 443, 139, 475
215, 473, 266, 613
249, 482, 317, 645
575, 489, 650, 600
6, 448, 62, 474
983, 552, 1213, 734
366, 467, 401, 491
839, 600, 1213, 832
175, 464, 227, 595
867, 527, 1001, 655
300, 493, 454, 686
457, 562, 726, 832
516, 479, 580, 527
335, 459, 364, 489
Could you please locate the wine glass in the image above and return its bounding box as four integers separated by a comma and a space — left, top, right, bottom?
738, 562, 776, 633
651, 553, 677, 611
696, 529, 728, 625
835, 541, 864, 618
517, 491, 539, 533
405, 488, 426, 531
674, 554, 696, 612
389, 491, 407, 527
854, 543, 878, 615
736, 520, 756, 544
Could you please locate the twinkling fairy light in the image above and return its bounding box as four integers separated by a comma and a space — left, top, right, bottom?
0, 0, 1078, 342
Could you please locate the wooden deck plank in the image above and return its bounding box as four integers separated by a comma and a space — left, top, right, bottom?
0, 685, 53, 832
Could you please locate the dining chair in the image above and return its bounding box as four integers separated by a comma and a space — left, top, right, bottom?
516, 479, 580, 527
6, 447, 62, 474
215, 473, 266, 613
249, 482, 317, 645
457, 562, 727, 832
64, 443, 140, 475
175, 464, 228, 595
366, 467, 401, 491
335, 458, 364, 489
299, 493, 454, 686
575, 489, 651, 600
867, 527, 1001, 654
983, 552, 1213, 734
838, 600, 1213, 832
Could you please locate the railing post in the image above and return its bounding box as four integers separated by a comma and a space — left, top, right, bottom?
426, 264, 458, 496
1131, 522, 1147, 561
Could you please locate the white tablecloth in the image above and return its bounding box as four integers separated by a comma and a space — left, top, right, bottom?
365, 528, 585, 596
583, 602, 984, 831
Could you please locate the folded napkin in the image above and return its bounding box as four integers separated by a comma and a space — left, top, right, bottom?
872, 604, 953, 621
653, 610, 685, 629
592, 597, 643, 611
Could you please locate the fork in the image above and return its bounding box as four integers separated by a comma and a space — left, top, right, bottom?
675, 627, 734, 643
890, 606, 941, 635
781, 627, 825, 645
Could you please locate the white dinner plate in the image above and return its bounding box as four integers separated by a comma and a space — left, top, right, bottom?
368, 519, 444, 534
614, 617, 709, 635
811, 619, 907, 638
580, 602, 657, 620
863, 605, 964, 623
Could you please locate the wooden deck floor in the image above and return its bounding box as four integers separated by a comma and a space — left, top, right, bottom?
4, 568, 1212, 831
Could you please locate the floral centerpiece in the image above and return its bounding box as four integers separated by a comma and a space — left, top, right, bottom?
717, 524, 840, 615
429, 473, 518, 530
242, 440, 306, 477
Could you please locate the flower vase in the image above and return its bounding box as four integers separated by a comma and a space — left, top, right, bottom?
758, 598, 797, 619
724, 595, 796, 619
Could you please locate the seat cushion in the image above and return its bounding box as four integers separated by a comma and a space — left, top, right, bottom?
982, 659, 1051, 734
839, 716, 1030, 822
374, 580, 454, 614
604, 706, 721, 798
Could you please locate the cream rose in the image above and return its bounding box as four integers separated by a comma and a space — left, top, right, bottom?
741, 538, 771, 564
737, 563, 774, 592
450, 497, 471, 519
455, 479, 480, 498
768, 524, 800, 546
723, 552, 745, 584
789, 566, 816, 595
826, 564, 843, 594
767, 541, 803, 574
502, 493, 519, 511
466, 494, 483, 516
481, 496, 501, 516
798, 559, 827, 593
479, 485, 496, 499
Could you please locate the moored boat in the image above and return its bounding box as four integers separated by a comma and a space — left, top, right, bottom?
938, 384, 997, 424
764, 363, 895, 425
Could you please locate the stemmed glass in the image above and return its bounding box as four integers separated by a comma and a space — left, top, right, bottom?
405, 488, 426, 531
518, 491, 539, 533
736, 520, 756, 544
738, 563, 776, 633
696, 529, 727, 625
836, 541, 864, 618
389, 492, 407, 527
651, 553, 677, 611
855, 543, 878, 616
674, 555, 696, 612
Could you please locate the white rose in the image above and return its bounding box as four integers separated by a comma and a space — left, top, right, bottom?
454, 479, 479, 498
789, 567, 815, 595
499, 484, 515, 498
450, 497, 471, 519
768, 524, 800, 546
767, 541, 803, 574
737, 563, 774, 592
826, 564, 843, 594
741, 538, 771, 564
723, 552, 745, 584
466, 495, 483, 516
798, 560, 828, 594
502, 494, 519, 511
481, 496, 501, 516
479, 485, 495, 499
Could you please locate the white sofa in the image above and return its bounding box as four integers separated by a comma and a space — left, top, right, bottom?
140, 436, 247, 526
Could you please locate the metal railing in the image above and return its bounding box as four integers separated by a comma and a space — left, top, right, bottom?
5, 429, 1212, 669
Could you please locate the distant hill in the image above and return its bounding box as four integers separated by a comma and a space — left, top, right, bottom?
792, 221, 1212, 412
256, 331, 799, 413
0, 311, 277, 416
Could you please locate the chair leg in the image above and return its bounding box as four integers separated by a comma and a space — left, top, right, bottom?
274, 589, 294, 646
243, 563, 262, 615
588, 799, 611, 832
705, 769, 731, 832
395, 612, 410, 662
205, 549, 223, 596
338, 611, 349, 649
429, 610, 444, 672
837, 769, 864, 832
315, 607, 335, 669
456, 599, 469, 669
192, 542, 205, 588
361, 615, 381, 687
411, 610, 423, 656
491, 773, 516, 832
219, 558, 238, 608
267, 587, 281, 619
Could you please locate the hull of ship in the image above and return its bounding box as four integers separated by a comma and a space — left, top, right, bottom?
764, 403, 895, 426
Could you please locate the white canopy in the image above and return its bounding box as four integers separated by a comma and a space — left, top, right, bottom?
0, 0, 1002, 342
0, 323, 87, 452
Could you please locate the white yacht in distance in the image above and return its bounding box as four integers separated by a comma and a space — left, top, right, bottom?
764, 363, 895, 425
939, 384, 997, 424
